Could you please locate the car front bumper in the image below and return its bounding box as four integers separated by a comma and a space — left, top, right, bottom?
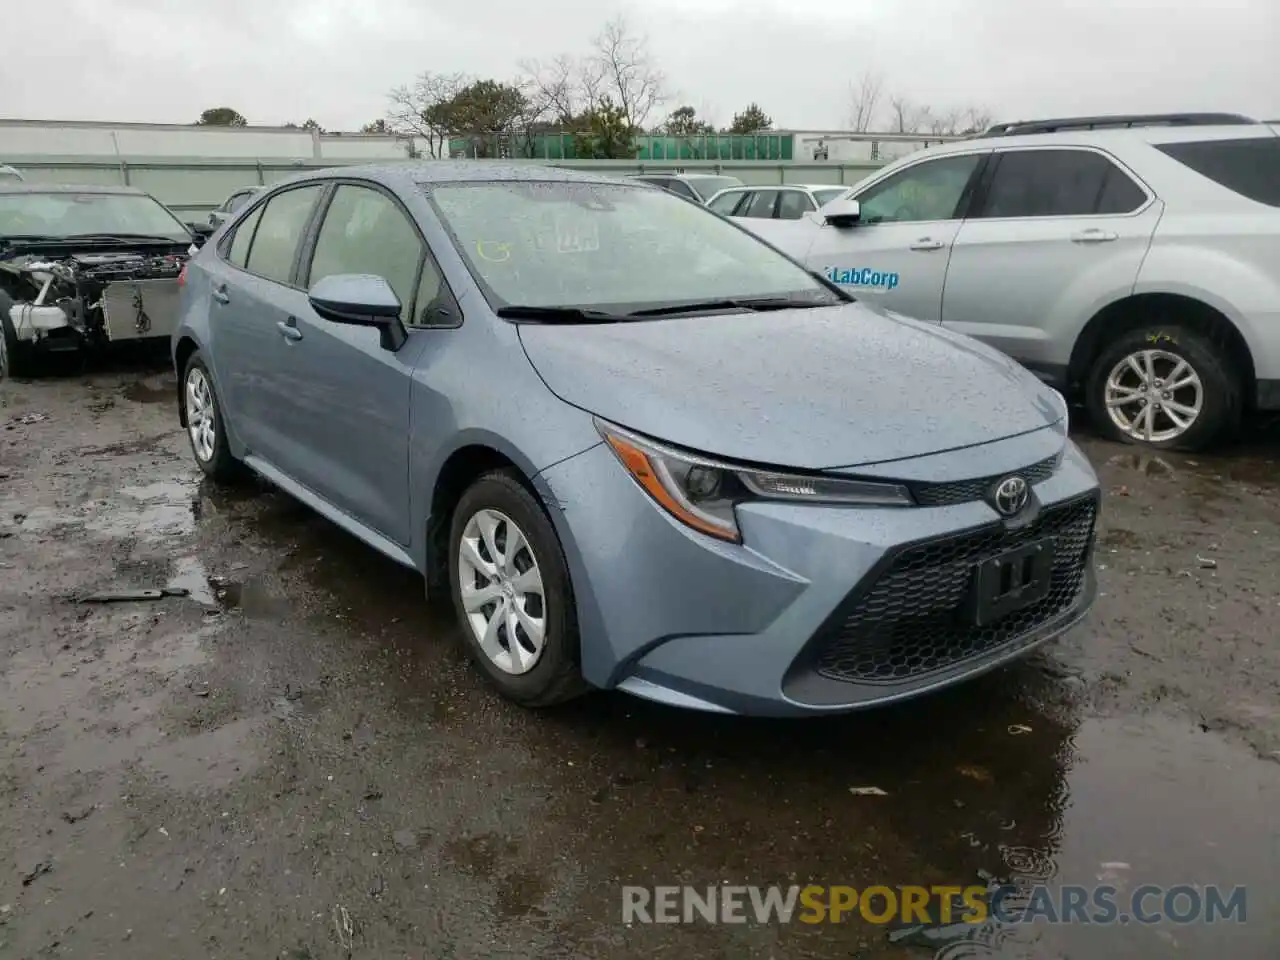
535, 435, 1100, 717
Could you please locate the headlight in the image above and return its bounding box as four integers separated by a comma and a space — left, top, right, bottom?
596, 420, 913, 543
1050, 387, 1070, 431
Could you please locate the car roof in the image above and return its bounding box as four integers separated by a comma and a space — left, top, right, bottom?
279, 161, 636, 190
0, 182, 148, 196
913, 122, 1278, 158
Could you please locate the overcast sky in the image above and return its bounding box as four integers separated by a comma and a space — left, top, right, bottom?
2, 0, 1276, 131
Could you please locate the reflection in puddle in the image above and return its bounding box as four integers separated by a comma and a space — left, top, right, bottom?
166, 555, 218, 607
923, 716, 1280, 958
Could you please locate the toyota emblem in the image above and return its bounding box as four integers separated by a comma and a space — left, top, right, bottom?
992, 476, 1030, 517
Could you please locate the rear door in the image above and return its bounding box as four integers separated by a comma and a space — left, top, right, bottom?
801, 151, 987, 321
208, 183, 325, 465
941, 147, 1160, 371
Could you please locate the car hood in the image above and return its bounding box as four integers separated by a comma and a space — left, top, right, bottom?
517, 302, 1065, 471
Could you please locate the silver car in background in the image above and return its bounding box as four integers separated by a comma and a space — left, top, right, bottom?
743, 113, 1280, 450
706, 183, 852, 220
173, 163, 1098, 717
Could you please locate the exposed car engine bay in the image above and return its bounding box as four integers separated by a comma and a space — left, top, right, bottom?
0, 247, 189, 349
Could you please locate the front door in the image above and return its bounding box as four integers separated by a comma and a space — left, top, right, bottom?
802, 151, 988, 323
281, 182, 454, 545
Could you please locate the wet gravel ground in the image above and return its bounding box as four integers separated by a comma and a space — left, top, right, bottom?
1, 358, 1278, 959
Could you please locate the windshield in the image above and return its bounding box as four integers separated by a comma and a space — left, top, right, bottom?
0, 192, 190, 241
686, 176, 743, 200
427, 181, 840, 314
813, 187, 849, 206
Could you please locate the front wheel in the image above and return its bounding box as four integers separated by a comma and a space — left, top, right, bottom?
1085, 326, 1240, 451
0, 290, 34, 380
448, 470, 587, 707
181, 353, 244, 482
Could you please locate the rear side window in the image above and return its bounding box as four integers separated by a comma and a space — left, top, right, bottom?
246, 185, 323, 284
777, 191, 814, 219
707, 191, 743, 215
227, 204, 263, 268
743, 190, 780, 218
1155, 138, 1280, 207
975, 150, 1146, 218
663, 179, 699, 201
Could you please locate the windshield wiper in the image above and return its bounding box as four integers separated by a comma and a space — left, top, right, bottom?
627, 296, 835, 317
61, 233, 186, 243
496, 305, 625, 323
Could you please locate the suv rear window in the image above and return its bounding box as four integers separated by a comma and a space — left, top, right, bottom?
1155, 138, 1280, 207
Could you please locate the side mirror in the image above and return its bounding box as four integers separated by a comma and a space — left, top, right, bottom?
187, 221, 215, 238
823, 198, 861, 228
308, 274, 407, 351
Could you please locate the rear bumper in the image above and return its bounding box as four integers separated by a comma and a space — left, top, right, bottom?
537, 436, 1101, 717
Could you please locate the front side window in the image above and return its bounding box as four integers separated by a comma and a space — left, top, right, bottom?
0, 191, 191, 241
812, 187, 849, 207
975, 149, 1146, 218
427, 181, 842, 312
1155, 138, 1280, 208
307, 184, 425, 325
245, 185, 322, 284
856, 154, 984, 224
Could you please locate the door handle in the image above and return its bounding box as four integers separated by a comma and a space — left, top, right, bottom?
1071, 229, 1119, 243
909, 238, 945, 251
211, 285, 230, 304
276, 318, 303, 342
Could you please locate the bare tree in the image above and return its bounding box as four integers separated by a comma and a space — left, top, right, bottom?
928, 108, 962, 136
847, 70, 884, 132
386, 71, 470, 157
888, 94, 931, 134
960, 105, 994, 135
519, 53, 602, 125
590, 15, 666, 132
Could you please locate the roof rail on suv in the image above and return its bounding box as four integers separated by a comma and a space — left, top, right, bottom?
981, 113, 1258, 137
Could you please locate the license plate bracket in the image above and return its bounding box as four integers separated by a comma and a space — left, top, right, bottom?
969, 539, 1054, 626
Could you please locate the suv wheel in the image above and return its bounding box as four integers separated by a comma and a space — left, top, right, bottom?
1085, 326, 1240, 450
448, 470, 587, 707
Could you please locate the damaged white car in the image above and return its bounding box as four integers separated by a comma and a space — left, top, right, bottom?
0, 183, 212, 378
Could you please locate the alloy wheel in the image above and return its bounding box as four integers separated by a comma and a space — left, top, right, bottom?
1104, 348, 1203, 444
185, 366, 217, 463
457, 508, 547, 675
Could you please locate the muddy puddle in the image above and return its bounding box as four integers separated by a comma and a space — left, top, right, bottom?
1, 369, 1277, 958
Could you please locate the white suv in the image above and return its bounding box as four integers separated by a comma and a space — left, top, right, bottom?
743, 113, 1280, 450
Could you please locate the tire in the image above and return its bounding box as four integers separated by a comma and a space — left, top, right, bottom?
180, 352, 244, 482
448, 470, 587, 707
1085, 325, 1240, 451
0, 289, 35, 380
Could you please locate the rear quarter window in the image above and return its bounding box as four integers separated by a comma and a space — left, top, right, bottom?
1155, 138, 1280, 207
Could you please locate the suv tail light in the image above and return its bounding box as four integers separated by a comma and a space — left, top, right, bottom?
177, 264, 187, 287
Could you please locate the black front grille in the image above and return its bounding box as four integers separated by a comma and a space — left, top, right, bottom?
814, 496, 1096, 685
911, 455, 1060, 507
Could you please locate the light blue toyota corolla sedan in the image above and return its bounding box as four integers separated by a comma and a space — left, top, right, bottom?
172, 162, 1099, 716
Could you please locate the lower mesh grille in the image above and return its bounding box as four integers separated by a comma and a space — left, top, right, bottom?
814, 496, 1096, 684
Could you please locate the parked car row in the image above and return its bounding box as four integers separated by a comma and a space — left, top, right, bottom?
740, 112, 1280, 450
